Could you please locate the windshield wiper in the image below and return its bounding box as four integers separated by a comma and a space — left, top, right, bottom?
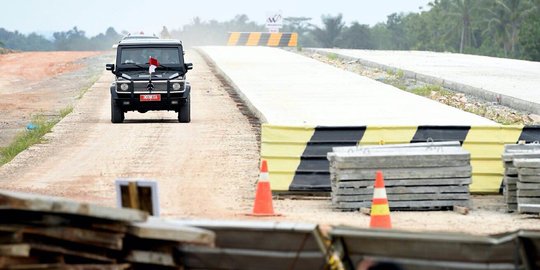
155, 64, 179, 71
121, 63, 146, 69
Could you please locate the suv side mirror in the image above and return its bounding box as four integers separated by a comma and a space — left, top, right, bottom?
106, 64, 115, 72
185, 63, 193, 70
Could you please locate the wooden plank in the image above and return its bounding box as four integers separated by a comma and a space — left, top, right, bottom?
125, 250, 175, 266
1, 264, 131, 270
0, 190, 147, 223
332, 166, 472, 180
0, 231, 23, 243
127, 182, 140, 210
28, 243, 117, 263
0, 210, 129, 233
0, 225, 124, 250
335, 178, 471, 188
334, 193, 469, 202
0, 244, 30, 257
128, 217, 214, 245
335, 185, 469, 195
0, 256, 40, 267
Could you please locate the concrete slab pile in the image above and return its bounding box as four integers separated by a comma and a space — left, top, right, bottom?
501, 144, 540, 212
327, 142, 471, 211
513, 158, 540, 214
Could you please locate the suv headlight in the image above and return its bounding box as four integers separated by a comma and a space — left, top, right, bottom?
172, 82, 182, 91
120, 83, 129, 91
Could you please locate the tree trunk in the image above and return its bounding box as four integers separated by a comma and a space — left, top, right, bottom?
460, 25, 465, 53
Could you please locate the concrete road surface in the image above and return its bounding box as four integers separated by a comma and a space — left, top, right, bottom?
200, 46, 495, 126
316, 49, 540, 114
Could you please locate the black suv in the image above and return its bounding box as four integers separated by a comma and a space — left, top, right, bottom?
106, 39, 193, 123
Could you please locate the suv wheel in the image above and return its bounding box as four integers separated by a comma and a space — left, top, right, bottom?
111, 99, 124, 123
178, 95, 191, 123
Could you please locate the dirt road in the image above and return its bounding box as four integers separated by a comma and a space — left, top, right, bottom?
0, 50, 260, 218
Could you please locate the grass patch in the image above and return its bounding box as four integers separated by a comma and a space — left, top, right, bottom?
77, 74, 100, 100
60, 105, 73, 118
411, 85, 443, 96
0, 105, 73, 166
326, 53, 338, 61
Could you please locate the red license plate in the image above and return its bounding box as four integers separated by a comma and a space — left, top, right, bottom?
140, 94, 161, 102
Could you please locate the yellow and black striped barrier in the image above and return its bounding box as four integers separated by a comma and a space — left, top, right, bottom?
261, 124, 540, 194
227, 32, 298, 47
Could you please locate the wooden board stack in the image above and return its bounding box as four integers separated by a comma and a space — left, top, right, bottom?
327, 142, 471, 211
0, 190, 214, 269
501, 144, 540, 213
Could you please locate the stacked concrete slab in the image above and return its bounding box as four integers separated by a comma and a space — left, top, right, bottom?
501, 144, 540, 212
327, 142, 471, 211
513, 158, 540, 214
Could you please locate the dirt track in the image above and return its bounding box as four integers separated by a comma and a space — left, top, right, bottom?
0, 50, 539, 235
0, 50, 260, 218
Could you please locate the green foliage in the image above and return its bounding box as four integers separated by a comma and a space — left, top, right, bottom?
0, 26, 121, 51
519, 12, 540, 60
411, 85, 444, 96
326, 53, 338, 60
312, 14, 345, 48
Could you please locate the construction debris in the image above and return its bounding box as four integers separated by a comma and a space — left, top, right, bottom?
328, 142, 471, 211
0, 190, 214, 269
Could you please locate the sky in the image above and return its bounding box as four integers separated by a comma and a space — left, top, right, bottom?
1, 0, 432, 37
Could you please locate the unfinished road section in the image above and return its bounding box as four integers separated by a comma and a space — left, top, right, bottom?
315, 49, 540, 114
199, 46, 495, 127
199, 46, 512, 194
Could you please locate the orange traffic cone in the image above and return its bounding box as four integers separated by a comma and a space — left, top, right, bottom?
248, 160, 280, 216
369, 171, 392, 229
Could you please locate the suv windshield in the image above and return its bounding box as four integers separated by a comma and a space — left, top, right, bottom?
119, 47, 181, 65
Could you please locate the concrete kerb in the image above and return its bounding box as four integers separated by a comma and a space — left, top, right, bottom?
194, 47, 268, 124
308, 48, 540, 115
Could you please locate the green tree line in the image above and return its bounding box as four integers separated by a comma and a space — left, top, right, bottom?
0, 26, 122, 51
289, 0, 540, 60
1, 0, 539, 61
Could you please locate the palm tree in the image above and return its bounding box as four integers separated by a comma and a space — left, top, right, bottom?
485, 0, 536, 57
448, 0, 477, 53
311, 14, 345, 48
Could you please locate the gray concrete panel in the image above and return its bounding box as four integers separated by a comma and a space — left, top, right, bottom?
199, 46, 495, 126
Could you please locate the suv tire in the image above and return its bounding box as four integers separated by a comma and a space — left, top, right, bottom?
111, 99, 124, 123
178, 95, 191, 123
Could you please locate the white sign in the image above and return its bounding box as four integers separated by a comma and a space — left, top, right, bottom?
266, 11, 283, 31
